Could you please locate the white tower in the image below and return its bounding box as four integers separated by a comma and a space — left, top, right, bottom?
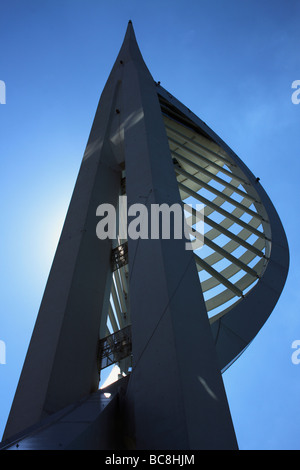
1, 22, 289, 450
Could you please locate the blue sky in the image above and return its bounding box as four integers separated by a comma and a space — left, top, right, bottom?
0, 0, 300, 450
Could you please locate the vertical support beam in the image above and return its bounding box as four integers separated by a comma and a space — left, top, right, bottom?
3, 52, 125, 441
121, 23, 238, 449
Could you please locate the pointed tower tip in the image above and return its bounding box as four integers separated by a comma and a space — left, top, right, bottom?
116, 19, 146, 68
122, 19, 137, 48
126, 19, 134, 33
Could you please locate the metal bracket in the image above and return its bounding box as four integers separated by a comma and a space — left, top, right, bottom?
98, 325, 132, 371
111, 242, 128, 272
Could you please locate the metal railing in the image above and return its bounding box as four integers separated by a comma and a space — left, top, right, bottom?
98, 325, 132, 371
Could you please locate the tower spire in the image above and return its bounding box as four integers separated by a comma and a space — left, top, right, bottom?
1, 21, 288, 451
